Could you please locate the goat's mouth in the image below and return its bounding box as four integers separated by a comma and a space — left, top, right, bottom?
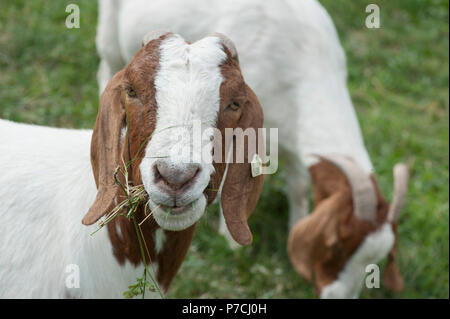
148, 195, 207, 231
158, 204, 191, 216
157, 187, 210, 216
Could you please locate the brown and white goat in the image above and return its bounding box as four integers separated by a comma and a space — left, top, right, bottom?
84, 30, 264, 290
0, 31, 264, 298
288, 155, 408, 298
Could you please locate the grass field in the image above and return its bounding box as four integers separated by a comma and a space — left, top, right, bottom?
0, 0, 448, 298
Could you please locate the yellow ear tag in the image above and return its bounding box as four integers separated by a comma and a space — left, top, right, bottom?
251, 154, 263, 177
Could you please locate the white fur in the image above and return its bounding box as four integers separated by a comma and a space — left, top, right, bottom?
320, 223, 395, 299
140, 34, 226, 231
0, 119, 159, 298
150, 196, 207, 231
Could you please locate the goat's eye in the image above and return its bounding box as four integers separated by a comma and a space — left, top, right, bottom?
228, 102, 240, 111
125, 87, 138, 98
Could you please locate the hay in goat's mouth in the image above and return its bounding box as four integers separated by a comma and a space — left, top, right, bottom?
92, 185, 148, 233
90, 164, 163, 299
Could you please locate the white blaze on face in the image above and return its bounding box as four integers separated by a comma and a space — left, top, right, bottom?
140, 34, 227, 231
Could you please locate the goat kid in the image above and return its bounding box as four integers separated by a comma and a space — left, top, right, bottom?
0, 31, 264, 298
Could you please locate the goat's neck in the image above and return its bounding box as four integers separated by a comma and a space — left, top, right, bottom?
107, 204, 197, 292
309, 161, 389, 225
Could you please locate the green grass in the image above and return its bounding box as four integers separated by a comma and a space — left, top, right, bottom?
0, 0, 448, 298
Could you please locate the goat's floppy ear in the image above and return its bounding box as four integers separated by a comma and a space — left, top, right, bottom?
383, 224, 404, 292
82, 71, 126, 225
384, 163, 408, 292
220, 86, 264, 245
288, 194, 341, 281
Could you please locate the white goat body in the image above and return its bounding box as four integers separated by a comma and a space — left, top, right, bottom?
0, 120, 147, 298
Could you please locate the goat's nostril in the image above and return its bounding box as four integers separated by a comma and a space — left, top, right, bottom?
154, 161, 200, 190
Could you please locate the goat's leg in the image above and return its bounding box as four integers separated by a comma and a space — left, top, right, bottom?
97, 59, 119, 95
285, 155, 311, 231
96, 0, 125, 95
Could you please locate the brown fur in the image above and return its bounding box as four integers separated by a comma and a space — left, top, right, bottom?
213, 49, 265, 245
383, 223, 404, 292
83, 34, 264, 293
288, 160, 402, 296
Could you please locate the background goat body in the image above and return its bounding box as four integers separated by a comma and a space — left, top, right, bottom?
95, 0, 408, 297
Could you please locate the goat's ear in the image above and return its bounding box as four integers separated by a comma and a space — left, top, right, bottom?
82, 71, 126, 225
220, 86, 264, 245
383, 224, 404, 292
288, 194, 341, 281
142, 30, 172, 47
383, 163, 408, 292
212, 32, 239, 63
